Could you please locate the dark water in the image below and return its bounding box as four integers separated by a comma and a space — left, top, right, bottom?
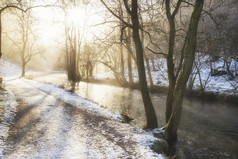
34, 74, 238, 159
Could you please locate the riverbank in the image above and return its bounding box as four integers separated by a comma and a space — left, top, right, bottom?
30, 73, 238, 106
0, 59, 170, 158
1, 78, 168, 158
29, 74, 238, 159
2, 58, 237, 105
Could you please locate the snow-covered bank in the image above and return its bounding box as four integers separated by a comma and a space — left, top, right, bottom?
0, 89, 17, 156
94, 56, 238, 96
23, 78, 124, 122
0, 58, 43, 81
0, 59, 21, 78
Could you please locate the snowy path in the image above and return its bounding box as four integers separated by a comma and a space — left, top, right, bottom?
2, 78, 164, 159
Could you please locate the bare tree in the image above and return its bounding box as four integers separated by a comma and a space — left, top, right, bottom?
80, 44, 98, 80
124, 17, 134, 85
101, 0, 158, 128
0, 0, 20, 59
6, 0, 44, 76
118, 0, 125, 79
92, 1, 133, 86
0, 0, 58, 60
164, 0, 204, 144
197, 0, 238, 78
61, 0, 89, 82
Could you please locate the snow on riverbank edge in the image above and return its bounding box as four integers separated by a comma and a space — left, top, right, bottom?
23, 78, 124, 122
94, 57, 238, 96
0, 89, 17, 156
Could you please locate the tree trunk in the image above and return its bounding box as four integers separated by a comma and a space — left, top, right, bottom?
63, 1, 71, 79
119, 1, 125, 79
165, 14, 176, 123
0, 12, 2, 59
140, 11, 153, 87
65, 28, 71, 79
21, 36, 27, 77
21, 57, 26, 77
126, 18, 133, 85
120, 42, 125, 78
166, 0, 204, 144
68, 27, 80, 82
195, 63, 204, 92
76, 27, 81, 80
141, 28, 153, 87
0, 77, 3, 89
131, 0, 157, 129
128, 52, 133, 85
73, 28, 77, 81
151, 57, 156, 71
145, 54, 153, 87
65, 28, 70, 79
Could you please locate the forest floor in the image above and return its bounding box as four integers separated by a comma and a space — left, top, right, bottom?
0, 77, 166, 159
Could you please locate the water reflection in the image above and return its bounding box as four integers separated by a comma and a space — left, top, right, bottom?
72, 82, 147, 126
33, 73, 238, 159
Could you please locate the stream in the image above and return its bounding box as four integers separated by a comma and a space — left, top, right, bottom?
33, 73, 238, 159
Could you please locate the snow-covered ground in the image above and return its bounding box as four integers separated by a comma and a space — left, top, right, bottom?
0, 59, 19, 156
0, 59, 168, 158
0, 90, 17, 156
0, 59, 44, 81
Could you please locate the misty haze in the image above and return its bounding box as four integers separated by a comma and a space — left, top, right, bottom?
0, 0, 238, 159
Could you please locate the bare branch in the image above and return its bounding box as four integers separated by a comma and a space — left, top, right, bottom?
172, 0, 182, 18
123, 0, 132, 15
123, 43, 136, 61
146, 47, 167, 57
3, 31, 22, 52
0, 0, 60, 13
182, 0, 220, 29
100, 0, 133, 28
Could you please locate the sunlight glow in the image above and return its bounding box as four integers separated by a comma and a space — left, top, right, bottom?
67, 7, 87, 28
32, 5, 104, 47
